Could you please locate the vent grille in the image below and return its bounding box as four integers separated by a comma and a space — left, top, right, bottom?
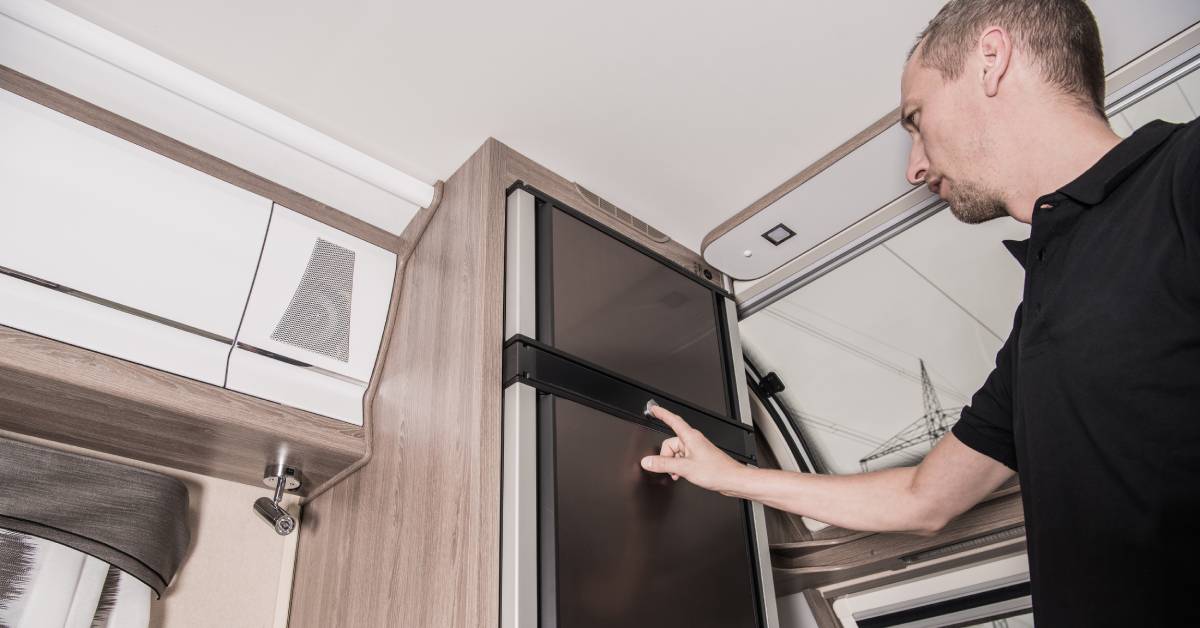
574, 182, 671, 243
271, 238, 355, 362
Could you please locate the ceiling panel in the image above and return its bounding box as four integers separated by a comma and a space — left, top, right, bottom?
36, 1, 1199, 256
43, 0, 946, 251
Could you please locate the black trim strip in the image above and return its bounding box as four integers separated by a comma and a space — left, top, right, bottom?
535, 197, 556, 344
504, 336, 756, 464
713, 293, 738, 420
856, 581, 1031, 628
741, 499, 769, 627
537, 393, 559, 628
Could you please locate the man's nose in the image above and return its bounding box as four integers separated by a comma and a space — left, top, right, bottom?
906, 141, 928, 186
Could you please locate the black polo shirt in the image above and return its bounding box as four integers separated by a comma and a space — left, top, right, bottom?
952, 118, 1200, 626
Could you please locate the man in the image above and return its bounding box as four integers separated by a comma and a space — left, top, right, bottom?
640, 0, 1200, 623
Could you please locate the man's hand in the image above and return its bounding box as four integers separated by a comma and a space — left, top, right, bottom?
638, 406, 1014, 534
639, 405, 747, 495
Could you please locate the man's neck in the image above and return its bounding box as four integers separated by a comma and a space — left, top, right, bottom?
1003, 108, 1122, 223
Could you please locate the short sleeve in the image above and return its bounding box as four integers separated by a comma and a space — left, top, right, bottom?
951, 304, 1022, 470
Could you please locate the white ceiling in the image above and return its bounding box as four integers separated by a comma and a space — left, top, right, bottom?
45, 0, 947, 252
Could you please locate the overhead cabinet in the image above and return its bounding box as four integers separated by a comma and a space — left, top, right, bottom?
0, 86, 270, 385
0, 83, 395, 425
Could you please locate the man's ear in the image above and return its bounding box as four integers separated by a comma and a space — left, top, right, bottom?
978, 26, 1012, 98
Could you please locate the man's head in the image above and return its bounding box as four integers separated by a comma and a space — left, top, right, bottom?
900, 0, 1107, 223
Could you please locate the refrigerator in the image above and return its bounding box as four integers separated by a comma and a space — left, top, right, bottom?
501, 185, 779, 628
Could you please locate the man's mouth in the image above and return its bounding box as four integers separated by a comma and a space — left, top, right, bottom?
927, 178, 943, 197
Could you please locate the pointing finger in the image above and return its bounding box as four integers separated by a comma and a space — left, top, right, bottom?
649, 405, 694, 438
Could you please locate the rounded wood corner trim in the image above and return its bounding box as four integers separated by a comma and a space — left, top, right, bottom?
426, 180, 445, 212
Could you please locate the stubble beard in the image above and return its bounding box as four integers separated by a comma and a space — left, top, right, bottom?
945, 179, 1009, 224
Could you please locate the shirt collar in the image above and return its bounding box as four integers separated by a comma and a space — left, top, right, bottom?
1003, 238, 1030, 269
1057, 120, 1179, 206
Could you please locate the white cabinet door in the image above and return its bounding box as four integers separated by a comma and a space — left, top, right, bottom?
227, 205, 396, 423
0, 273, 232, 385
0, 88, 271, 384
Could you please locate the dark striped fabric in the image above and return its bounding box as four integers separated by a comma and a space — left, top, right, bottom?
0, 529, 155, 627
0, 530, 34, 618
0, 438, 190, 597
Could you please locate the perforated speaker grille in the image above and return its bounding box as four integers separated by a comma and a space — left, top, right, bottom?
271, 238, 355, 362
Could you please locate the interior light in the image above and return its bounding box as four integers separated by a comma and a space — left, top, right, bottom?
762, 224, 795, 246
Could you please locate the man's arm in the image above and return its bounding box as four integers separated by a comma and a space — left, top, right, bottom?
641, 407, 1013, 535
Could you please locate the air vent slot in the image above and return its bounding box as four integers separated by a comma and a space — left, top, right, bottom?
574, 182, 671, 243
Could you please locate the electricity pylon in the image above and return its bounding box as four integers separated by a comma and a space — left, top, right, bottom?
859, 360, 962, 471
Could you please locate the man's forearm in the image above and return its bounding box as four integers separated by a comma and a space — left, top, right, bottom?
722, 465, 946, 534
707, 433, 1015, 534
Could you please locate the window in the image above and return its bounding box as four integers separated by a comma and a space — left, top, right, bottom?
739, 58, 1200, 476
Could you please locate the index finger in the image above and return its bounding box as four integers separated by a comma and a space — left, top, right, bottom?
649, 404, 694, 437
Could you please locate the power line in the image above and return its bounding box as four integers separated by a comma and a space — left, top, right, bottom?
771, 299, 973, 401
762, 307, 969, 404
882, 244, 1006, 342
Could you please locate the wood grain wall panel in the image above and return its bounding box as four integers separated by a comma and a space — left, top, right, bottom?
0, 326, 364, 495
299, 188, 443, 505
289, 140, 506, 628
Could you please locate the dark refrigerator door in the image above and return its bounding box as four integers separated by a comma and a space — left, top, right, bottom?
541, 205, 732, 417
543, 395, 761, 628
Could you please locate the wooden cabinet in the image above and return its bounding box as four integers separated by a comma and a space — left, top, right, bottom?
0, 81, 398, 426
